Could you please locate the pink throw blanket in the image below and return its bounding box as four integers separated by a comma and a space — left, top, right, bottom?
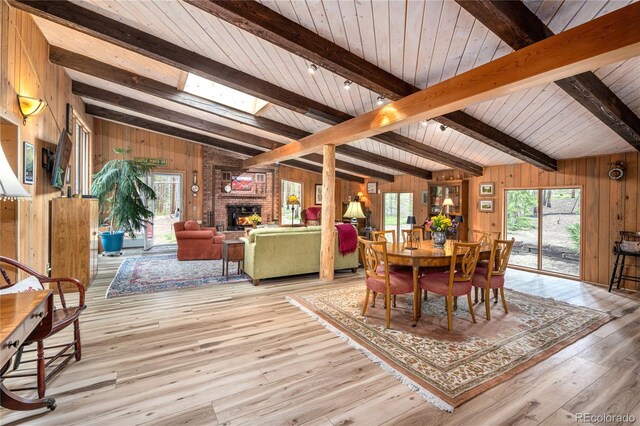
335, 223, 358, 255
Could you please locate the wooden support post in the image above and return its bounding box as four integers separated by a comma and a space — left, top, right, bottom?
320, 145, 336, 281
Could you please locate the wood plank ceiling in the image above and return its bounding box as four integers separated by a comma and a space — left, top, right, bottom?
18, 0, 640, 179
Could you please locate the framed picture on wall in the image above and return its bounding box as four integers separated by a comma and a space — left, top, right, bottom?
479, 182, 494, 197
65, 103, 73, 135
23, 142, 34, 185
315, 184, 322, 205
367, 181, 377, 194
479, 199, 495, 213
421, 191, 428, 204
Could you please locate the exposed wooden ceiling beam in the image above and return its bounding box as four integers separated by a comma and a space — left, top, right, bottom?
456, 0, 640, 151
52, 48, 431, 179
185, 0, 552, 171
74, 82, 394, 181
16, 1, 469, 175
85, 104, 365, 183
241, 3, 640, 167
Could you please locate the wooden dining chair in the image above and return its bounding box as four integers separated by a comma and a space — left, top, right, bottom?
359, 238, 414, 329
472, 230, 501, 244
473, 239, 515, 320
418, 242, 481, 331
402, 228, 423, 245
372, 230, 397, 244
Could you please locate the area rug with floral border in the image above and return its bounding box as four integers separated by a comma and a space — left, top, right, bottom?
286, 284, 614, 411
106, 254, 250, 298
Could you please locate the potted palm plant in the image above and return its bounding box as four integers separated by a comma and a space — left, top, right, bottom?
91, 148, 157, 254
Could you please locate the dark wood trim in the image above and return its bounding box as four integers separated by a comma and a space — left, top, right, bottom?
456, 0, 640, 151
28, 3, 474, 173
85, 105, 364, 183
183, 0, 416, 100
73, 82, 394, 181
53, 49, 425, 179
184, 0, 553, 171
437, 111, 557, 171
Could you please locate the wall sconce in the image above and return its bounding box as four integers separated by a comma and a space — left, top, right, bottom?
17, 94, 47, 125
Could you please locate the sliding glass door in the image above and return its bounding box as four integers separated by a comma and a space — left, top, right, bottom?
383, 192, 413, 237
505, 188, 581, 277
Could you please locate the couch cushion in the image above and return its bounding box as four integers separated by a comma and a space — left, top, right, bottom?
0, 276, 44, 295
247, 226, 322, 242
184, 220, 200, 231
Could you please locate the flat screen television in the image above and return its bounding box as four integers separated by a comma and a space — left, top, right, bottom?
51, 129, 73, 189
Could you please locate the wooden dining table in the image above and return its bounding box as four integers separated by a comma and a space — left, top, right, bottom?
383, 239, 494, 323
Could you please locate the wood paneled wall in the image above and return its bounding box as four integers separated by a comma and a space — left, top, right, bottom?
278, 165, 363, 221
92, 119, 203, 222
1, 3, 92, 275
365, 153, 640, 290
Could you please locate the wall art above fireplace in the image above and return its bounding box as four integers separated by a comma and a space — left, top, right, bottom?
220, 170, 267, 197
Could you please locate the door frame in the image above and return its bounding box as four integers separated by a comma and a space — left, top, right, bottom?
381, 191, 414, 237
503, 185, 584, 281
149, 171, 184, 246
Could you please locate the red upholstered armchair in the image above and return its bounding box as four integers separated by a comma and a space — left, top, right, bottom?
302, 207, 321, 226
173, 220, 225, 261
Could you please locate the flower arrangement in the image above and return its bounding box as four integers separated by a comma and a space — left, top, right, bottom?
248, 213, 262, 225
426, 213, 453, 232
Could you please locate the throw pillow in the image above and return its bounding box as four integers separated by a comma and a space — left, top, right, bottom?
184, 220, 200, 231
0, 276, 43, 295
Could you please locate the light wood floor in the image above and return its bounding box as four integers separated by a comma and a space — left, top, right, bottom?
2, 248, 639, 425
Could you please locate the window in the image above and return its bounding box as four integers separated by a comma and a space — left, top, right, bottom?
183, 73, 269, 115
383, 192, 414, 236
505, 188, 581, 277
281, 179, 303, 225
74, 119, 91, 195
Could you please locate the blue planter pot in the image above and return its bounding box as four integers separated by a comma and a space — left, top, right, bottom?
100, 231, 125, 253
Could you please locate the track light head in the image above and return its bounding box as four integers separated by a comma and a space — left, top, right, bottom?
439, 124, 448, 131
308, 64, 318, 74
376, 95, 384, 105
343, 80, 352, 90
420, 119, 428, 127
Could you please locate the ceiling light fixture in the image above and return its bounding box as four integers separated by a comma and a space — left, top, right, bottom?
308, 64, 318, 74
17, 95, 47, 125
420, 119, 428, 127
343, 80, 352, 90
376, 95, 385, 105
440, 124, 448, 131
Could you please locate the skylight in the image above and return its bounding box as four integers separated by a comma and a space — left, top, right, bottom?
182, 73, 269, 115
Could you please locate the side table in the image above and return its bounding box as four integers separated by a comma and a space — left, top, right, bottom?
222, 239, 245, 278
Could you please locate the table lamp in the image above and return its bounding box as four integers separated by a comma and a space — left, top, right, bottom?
443, 197, 454, 214
406, 215, 417, 250
343, 201, 365, 227
287, 194, 300, 226
0, 143, 31, 201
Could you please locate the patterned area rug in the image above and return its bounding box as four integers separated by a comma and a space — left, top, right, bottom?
287, 285, 613, 411
106, 254, 250, 298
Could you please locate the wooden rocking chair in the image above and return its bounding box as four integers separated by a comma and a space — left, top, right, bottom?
0, 256, 86, 399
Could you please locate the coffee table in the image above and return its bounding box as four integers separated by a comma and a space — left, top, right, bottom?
222, 239, 244, 278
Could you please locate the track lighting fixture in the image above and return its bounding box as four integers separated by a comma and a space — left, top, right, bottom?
440, 124, 448, 131
308, 64, 318, 74
376, 95, 385, 105
343, 80, 352, 90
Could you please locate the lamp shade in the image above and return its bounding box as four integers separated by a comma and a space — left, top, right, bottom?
442, 197, 454, 206
406, 215, 416, 225
287, 194, 300, 205
343, 201, 365, 219
17, 95, 47, 125
0, 143, 31, 200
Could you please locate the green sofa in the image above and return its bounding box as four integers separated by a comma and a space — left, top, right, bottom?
240, 226, 359, 285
